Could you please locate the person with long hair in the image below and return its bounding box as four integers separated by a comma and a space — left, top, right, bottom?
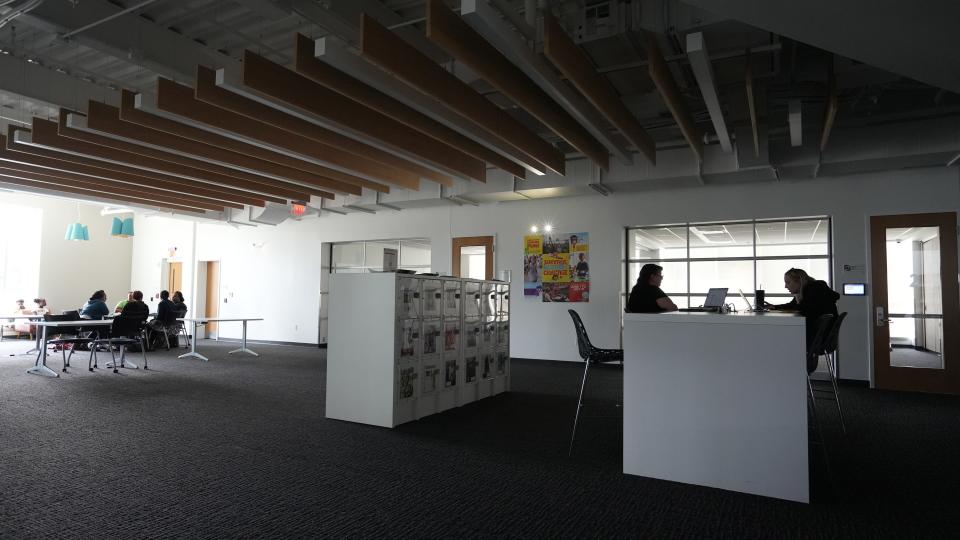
767, 268, 840, 372
626, 263, 678, 313
80, 290, 110, 320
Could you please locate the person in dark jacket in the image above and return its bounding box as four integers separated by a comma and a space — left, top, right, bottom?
171, 291, 188, 315
626, 263, 678, 313
766, 268, 840, 372
120, 290, 150, 319
153, 290, 175, 325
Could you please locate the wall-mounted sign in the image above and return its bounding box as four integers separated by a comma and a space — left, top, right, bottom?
523, 232, 589, 302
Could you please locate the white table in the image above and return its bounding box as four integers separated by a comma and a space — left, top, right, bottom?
177, 318, 263, 362
28, 319, 113, 378
1, 314, 43, 352
622, 311, 809, 503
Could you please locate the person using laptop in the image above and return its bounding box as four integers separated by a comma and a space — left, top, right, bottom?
626, 263, 678, 313
766, 268, 840, 372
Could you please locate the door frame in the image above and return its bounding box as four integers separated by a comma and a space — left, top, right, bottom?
870, 211, 959, 394
452, 236, 494, 280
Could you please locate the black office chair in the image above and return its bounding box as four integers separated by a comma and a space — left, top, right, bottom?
806, 314, 837, 479
164, 309, 189, 350
815, 312, 847, 434
89, 315, 148, 373
568, 309, 623, 456
41, 312, 94, 374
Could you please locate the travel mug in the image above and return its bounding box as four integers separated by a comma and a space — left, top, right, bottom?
755, 289, 765, 309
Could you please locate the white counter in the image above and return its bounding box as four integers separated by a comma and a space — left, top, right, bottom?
622, 311, 809, 503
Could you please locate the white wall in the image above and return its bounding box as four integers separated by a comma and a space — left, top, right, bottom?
0, 191, 133, 313
129, 215, 195, 313
130, 167, 960, 382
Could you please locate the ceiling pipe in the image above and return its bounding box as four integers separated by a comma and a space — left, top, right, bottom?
59, 0, 158, 39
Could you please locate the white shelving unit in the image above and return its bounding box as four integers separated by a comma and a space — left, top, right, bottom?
326, 273, 510, 427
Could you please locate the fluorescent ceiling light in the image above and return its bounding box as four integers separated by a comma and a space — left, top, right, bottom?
100, 206, 134, 216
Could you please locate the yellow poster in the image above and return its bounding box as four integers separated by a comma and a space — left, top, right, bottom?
524, 235, 542, 255
541, 255, 570, 283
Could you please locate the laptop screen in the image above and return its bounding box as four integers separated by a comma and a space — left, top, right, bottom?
703, 288, 728, 308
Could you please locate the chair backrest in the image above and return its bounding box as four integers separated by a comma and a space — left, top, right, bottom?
568, 309, 594, 361
60, 309, 80, 318
810, 314, 835, 356
824, 311, 847, 354
111, 315, 146, 339
169, 309, 187, 327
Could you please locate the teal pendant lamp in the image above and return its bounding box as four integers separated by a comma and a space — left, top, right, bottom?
65, 202, 89, 241
65, 222, 89, 241
111, 217, 135, 238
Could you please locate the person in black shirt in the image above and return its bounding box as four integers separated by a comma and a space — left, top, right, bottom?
171, 291, 188, 315
120, 290, 150, 319
626, 263, 678, 313
766, 268, 839, 372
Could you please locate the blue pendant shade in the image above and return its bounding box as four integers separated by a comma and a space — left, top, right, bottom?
65, 222, 89, 241
110, 217, 135, 237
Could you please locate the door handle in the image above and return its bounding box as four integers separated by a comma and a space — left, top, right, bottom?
875, 306, 886, 327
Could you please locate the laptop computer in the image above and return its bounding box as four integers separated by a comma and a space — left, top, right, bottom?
679, 288, 728, 312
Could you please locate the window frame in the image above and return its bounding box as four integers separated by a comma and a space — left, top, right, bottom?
624, 217, 833, 307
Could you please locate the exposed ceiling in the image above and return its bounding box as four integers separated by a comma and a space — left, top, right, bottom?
0, 0, 956, 220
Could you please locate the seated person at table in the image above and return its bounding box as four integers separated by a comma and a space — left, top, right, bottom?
12, 299, 34, 338
115, 291, 134, 313
765, 268, 839, 373
149, 290, 175, 329
33, 298, 50, 315
171, 291, 187, 314
80, 290, 110, 320
120, 290, 150, 319
626, 263, 678, 313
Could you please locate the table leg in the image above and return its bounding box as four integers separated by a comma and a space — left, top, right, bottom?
26, 326, 57, 377
25, 323, 41, 354
179, 321, 208, 361
229, 320, 259, 356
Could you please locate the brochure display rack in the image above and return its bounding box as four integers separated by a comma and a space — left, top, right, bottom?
326, 273, 510, 427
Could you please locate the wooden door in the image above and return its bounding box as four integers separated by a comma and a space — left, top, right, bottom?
452, 236, 494, 280
168, 262, 182, 294
871, 212, 959, 394
205, 261, 220, 336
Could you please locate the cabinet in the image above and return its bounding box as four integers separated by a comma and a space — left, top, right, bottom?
326, 273, 510, 427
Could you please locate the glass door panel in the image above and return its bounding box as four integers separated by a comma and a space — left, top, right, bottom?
885, 227, 944, 370
871, 213, 959, 394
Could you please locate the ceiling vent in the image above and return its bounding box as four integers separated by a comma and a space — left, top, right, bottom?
249, 202, 293, 226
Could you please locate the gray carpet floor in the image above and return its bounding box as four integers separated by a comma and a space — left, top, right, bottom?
1, 339, 959, 538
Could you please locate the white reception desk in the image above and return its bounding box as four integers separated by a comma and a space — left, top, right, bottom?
623, 311, 809, 503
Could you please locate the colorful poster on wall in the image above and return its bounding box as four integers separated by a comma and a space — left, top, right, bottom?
523, 235, 543, 296
522, 232, 589, 301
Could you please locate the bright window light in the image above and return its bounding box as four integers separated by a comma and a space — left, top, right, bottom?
544, 224, 553, 232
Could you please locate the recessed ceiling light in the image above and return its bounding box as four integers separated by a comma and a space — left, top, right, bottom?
26, 58, 39, 64
56, 67, 68, 74
0, 49, 9, 55
82, 76, 95, 83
